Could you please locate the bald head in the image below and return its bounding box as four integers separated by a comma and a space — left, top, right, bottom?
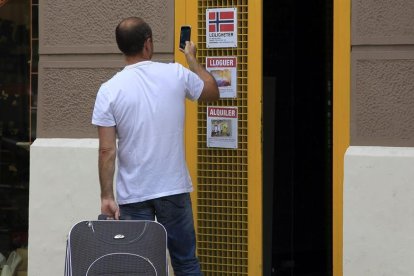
115, 17, 152, 56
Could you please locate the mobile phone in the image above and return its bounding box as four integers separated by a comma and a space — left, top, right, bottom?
179, 25, 191, 50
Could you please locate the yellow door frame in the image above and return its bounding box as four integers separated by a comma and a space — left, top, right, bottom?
174, 0, 199, 228
333, 0, 350, 275
247, 1, 263, 275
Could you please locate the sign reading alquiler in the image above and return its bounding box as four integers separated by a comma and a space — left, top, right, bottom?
207, 106, 238, 149
206, 8, 238, 48
206, 56, 237, 98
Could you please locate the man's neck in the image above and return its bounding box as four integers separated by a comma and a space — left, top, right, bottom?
125, 55, 150, 65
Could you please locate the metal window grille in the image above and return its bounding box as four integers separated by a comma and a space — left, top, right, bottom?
196, 1, 249, 275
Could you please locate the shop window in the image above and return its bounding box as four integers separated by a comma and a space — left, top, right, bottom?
0, 0, 36, 273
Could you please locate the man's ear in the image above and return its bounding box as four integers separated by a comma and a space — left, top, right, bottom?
143, 38, 152, 56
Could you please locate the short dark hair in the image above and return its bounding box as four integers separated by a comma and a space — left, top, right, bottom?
115, 17, 152, 56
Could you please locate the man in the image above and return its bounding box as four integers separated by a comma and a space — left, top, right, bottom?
92, 17, 219, 275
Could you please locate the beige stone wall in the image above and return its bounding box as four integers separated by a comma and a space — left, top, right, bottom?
37, 0, 174, 138
351, 0, 414, 146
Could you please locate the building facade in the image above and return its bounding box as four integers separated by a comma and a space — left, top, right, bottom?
1, 0, 414, 275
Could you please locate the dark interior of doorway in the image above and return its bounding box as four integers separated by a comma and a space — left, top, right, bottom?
263, 0, 333, 275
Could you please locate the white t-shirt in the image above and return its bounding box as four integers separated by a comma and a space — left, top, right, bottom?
92, 60, 204, 204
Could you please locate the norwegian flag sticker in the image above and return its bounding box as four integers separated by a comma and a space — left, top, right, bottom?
209, 11, 235, 32
206, 8, 237, 48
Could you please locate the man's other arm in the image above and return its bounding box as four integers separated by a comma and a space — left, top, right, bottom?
97, 126, 119, 219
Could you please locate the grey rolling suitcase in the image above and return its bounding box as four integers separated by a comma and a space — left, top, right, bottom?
65, 220, 168, 276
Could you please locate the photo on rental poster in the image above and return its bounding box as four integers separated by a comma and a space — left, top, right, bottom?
206, 106, 238, 149
206, 56, 237, 98
206, 7, 238, 48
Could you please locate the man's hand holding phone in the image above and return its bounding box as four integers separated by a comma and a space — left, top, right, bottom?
183, 41, 199, 72
184, 41, 197, 56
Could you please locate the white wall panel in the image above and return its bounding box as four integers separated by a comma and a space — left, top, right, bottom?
344, 146, 414, 276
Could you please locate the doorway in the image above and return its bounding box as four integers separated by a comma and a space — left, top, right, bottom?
263, 0, 333, 275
